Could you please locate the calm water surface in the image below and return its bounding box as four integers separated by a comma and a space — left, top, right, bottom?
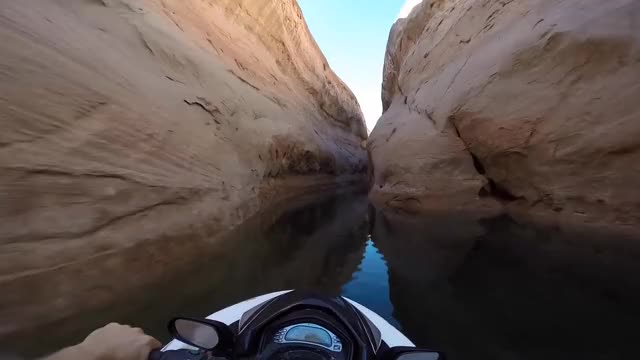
8, 192, 640, 359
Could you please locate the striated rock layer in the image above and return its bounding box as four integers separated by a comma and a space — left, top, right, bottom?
0, 0, 366, 336
369, 0, 640, 228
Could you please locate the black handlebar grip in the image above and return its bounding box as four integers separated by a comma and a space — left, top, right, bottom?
148, 349, 165, 360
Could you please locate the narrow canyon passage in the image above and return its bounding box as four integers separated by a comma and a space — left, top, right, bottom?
1, 0, 639, 359
4, 192, 640, 360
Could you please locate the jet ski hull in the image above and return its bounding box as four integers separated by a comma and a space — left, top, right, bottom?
163, 290, 413, 351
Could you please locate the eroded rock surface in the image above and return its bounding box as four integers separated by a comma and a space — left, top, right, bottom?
369, 0, 640, 227
0, 0, 366, 336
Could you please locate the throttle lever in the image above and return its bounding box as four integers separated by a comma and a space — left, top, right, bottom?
148, 349, 208, 360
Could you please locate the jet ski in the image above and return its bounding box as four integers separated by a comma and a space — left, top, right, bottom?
149, 290, 444, 360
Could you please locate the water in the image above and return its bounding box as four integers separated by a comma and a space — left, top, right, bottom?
6, 192, 640, 359
341, 238, 399, 329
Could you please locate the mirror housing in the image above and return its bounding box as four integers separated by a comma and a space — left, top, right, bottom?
168, 317, 234, 354
381, 346, 445, 360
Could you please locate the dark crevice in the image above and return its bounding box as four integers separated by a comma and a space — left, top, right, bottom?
469, 152, 486, 175
227, 69, 260, 91
386, 127, 397, 142
165, 75, 185, 84
487, 178, 522, 202
183, 97, 222, 124
452, 120, 462, 137
533, 18, 544, 29
396, 81, 405, 97
367, 150, 375, 191
450, 117, 523, 203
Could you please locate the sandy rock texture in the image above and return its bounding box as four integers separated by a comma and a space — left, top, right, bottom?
0, 0, 366, 337
369, 0, 640, 228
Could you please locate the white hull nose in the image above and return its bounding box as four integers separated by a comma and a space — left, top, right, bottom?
163, 290, 413, 351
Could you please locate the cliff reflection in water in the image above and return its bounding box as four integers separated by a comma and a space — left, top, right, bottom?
371, 209, 640, 360
5, 192, 368, 358
7, 194, 640, 360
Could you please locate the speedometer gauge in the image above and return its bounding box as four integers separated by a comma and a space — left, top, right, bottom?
274, 323, 343, 352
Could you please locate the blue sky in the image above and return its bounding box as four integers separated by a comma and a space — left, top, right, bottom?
298, 0, 421, 131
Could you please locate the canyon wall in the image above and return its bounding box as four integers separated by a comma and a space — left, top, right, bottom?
369, 0, 640, 229
0, 0, 366, 337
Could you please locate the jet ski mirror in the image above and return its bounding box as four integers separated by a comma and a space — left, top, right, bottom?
168, 317, 233, 353
383, 347, 445, 360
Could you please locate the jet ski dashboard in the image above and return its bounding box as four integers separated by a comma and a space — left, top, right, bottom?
149, 292, 444, 360
256, 308, 351, 360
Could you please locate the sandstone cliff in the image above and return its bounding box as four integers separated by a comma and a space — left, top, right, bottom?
0, 0, 366, 336
369, 0, 640, 228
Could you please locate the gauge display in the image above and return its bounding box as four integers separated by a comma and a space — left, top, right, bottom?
274, 323, 342, 352
285, 325, 332, 347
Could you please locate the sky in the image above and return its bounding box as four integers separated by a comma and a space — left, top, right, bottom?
297, 0, 421, 132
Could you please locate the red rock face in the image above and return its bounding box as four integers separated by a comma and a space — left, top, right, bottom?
0, 0, 365, 336
369, 0, 640, 228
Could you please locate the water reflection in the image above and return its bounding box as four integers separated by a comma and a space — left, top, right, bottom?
6, 195, 640, 360
4, 192, 369, 358
341, 239, 399, 329
371, 209, 640, 360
